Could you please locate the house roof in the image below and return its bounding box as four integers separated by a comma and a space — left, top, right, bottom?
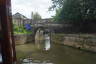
12, 12, 28, 19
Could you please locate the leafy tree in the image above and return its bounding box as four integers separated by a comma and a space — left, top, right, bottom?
50, 0, 96, 33
31, 12, 42, 20
52, 8, 62, 21
49, 0, 64, 11
52, 0, 82, 22
51, 0, 96, 22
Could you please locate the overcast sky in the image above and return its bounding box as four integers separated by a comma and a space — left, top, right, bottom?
11, 0, 55, 19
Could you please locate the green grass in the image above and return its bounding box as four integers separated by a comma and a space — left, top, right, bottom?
13, 24, 32, 34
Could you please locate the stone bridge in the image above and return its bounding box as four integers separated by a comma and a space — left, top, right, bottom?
32, 22, 63, 35
31, 19, 64, 43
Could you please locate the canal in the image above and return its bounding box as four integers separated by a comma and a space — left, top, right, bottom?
16, 43, 96, 64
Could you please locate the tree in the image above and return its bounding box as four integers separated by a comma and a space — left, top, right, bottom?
49, 0, 64, 11
51, 0, 96, 22
50, 0, 96, 33
31, 12, 42, 20
51, 0, 82, 22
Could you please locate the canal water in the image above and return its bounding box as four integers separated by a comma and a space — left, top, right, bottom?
16, 41, 96, 64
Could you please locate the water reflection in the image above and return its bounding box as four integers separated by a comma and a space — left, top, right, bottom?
35, 29, 44, 49
16, 43, 96, 64
44, 34, 51, 51
22, 58, 53, 64
17, 43, 96, 64
35, 29, 51, 51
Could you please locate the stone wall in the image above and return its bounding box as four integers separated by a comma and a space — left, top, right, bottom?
52, 34, 96, 52
14, 34, 34, 45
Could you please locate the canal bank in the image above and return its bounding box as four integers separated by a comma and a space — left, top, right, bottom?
52, 34, 96, 52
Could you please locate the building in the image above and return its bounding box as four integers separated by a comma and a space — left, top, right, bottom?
12, 12, 29, 26
12, 12, 52, 27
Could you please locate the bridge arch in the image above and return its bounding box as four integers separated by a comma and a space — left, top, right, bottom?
32, 25, 56, 44
34, 27, 53, 50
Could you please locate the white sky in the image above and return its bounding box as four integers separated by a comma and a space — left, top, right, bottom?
11, 0, 55, 19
